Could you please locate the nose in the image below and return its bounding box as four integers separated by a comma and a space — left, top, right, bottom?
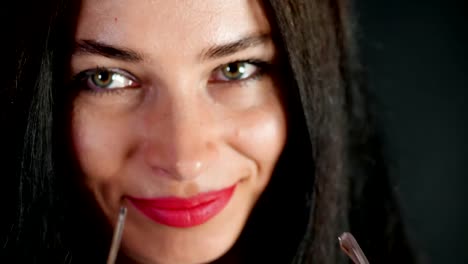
140, 92, 218, 181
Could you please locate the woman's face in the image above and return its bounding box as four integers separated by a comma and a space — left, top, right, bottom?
70, 0, 286, 263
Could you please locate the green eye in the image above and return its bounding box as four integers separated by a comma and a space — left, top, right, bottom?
74, 68, 139, 92
92, 70, 113, 88
221, 62, 248, 80
210, 61, 262, 82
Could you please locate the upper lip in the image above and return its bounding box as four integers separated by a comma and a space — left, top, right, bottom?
126, 185, 237, 227
126, 187, 233, 209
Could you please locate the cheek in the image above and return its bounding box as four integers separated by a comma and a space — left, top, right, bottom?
70, 105, 132, 184
230, 101, 287, 179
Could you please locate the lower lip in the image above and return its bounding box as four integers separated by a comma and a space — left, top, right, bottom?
128, 185, 236, 228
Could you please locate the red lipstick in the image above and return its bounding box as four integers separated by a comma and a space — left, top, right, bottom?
128, 185, 236, 228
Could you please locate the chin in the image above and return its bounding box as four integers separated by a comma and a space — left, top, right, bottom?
119, 218, 244, 264
121, 239, 236, 264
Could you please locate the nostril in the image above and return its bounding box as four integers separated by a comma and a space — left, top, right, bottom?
149, 166, 172, 178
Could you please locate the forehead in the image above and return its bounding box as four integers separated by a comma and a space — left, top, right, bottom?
74, 0, 271, 58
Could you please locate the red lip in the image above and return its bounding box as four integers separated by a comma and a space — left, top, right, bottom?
128, 185, 236, 228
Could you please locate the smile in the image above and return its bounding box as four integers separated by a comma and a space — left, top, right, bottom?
127, 185, 236, 228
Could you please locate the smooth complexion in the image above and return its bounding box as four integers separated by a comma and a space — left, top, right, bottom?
69, 0, 287, 263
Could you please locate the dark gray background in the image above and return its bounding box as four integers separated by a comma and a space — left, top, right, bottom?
357, 0, 467, 263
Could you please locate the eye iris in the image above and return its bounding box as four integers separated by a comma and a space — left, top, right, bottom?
222, 62, 246, 80
92, 70, 113, 87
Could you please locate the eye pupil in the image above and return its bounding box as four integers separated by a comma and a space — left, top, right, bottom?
222, 62, 246, 80
93, 70, 113, 86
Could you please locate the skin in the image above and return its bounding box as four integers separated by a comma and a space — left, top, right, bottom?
69, 0, 287, 263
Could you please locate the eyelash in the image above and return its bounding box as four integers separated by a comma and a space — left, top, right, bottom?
71, 67, 139, 94
71, 59, 272, 94
210, 59, 271, 84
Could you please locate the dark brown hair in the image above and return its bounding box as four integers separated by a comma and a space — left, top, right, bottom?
266, 0, 415, 263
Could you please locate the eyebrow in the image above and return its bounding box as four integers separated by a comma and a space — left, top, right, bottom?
74, 39, 144, 62
200, 33, 271, 61
73, 33, 271, 62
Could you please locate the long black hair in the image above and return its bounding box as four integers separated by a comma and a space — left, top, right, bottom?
6, 0, 415, 263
